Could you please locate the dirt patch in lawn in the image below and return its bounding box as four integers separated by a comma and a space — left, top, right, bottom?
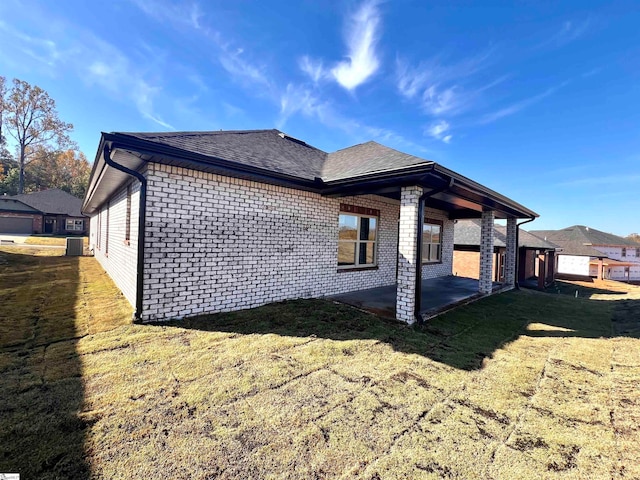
1, 249, 639, 479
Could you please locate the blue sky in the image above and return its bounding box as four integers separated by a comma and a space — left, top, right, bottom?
1, 0, 639, 235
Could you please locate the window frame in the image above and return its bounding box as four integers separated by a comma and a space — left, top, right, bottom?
65, 219, 84, 231
337, 206, 379, 270
422, 218, 443, 265
105, 201, 110, 256
97, 210, 102, 250
622, 247, 627, 257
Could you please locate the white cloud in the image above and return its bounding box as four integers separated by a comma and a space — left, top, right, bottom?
396, 51, 502, 117
536, 18, 591, 50
88, 61, 109, 77
298, 55, 327, 83
0, 20, 61, 68
278, 83, 325, 128
556, 174, 640, 188
130, 0, 203, 30
222, 101, 244, 117
190, 3, 203, 29
331, 0, 382, 91
425, 120, 452, 143
423, 86, 459, 116
79, 37, 174, 129
478, 81, 568, 124
0, 13, 174, 130
276, 82, 429, 155
218, 46, 270, 88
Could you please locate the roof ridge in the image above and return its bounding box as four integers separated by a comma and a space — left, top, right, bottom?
117, 129, 279, 138
329, 140, 379, 154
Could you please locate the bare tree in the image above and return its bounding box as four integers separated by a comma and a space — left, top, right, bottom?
3, 78, 73, 193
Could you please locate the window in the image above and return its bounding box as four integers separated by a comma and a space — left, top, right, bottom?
422, 219, 442, 263
622, 247, 627, 257
338, 208, 378, 268
65, 219, 84, 231
125, 184, 132, 243
97, 210, 102, 250
105, 202, 110, 256
636, 248, 640, 258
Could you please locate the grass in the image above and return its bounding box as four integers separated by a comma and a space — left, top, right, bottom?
23, 235, 89, 247
1, 249, 639, 479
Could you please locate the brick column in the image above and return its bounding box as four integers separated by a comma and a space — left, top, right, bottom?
479, 210, 495, 294
397, 186, 423, 324
597, 259, 603, 280
504, 217, 517, 287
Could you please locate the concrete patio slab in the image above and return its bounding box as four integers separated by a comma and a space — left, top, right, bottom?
330, 275, 504, 320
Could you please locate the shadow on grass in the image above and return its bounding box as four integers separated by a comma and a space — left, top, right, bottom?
160, 287, 640, 371
0, 250, 90, 479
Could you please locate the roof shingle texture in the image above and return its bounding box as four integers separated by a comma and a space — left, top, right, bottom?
122, 130, 327, 181
11, 188, 84, 217
530, 225, 636, 256
454, 219, 556, 250
118, 129, 432, 182
322, 141, 430, 181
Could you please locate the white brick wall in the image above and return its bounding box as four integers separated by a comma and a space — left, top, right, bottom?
396, 186, 422, 324
479, 210, 495, 294
504, 217, 517, 286
142, 163, 442, 322
90, 180, 140, 308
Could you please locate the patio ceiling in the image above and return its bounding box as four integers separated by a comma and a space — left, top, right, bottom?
323, 168, 537, 220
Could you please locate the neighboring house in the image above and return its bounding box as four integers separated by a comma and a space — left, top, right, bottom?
0, 188, 87, 235
82, 129, 537, 324
531, 225, 640, 281
453, 219, 557, 288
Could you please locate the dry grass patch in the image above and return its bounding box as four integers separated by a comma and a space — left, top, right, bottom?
23, 235, 89, 247
1, 252, 639, 479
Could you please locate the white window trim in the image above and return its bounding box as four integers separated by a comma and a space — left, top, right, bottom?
338, 213, 378, 269
66, 219, 84, 231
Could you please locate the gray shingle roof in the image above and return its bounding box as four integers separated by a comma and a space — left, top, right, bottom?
120, 130, 328, 181
529, 225, 632, 256
322, 141, 431, 181
85, 128, 538, 219
11, 188, 84, 217
117, 130, 433, 182
454, 219, 556, 250
0, 197, 40, 213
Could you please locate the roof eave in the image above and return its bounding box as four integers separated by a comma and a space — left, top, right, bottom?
433, 164, 538, 219
82, 132, 326, 214
323, 163, 537, 219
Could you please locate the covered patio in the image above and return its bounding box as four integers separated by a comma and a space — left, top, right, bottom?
323, 146, 539, 324
330, 276, 505, 320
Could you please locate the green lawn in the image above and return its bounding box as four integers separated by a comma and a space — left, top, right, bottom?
1, 247, 639, 479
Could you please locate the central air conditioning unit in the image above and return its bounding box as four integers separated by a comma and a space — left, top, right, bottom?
66, 237, 84, 256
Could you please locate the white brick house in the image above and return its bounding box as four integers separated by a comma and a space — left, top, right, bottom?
83, 130, 537, 323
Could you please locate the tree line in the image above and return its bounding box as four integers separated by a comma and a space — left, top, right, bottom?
0, 76, 89, 198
